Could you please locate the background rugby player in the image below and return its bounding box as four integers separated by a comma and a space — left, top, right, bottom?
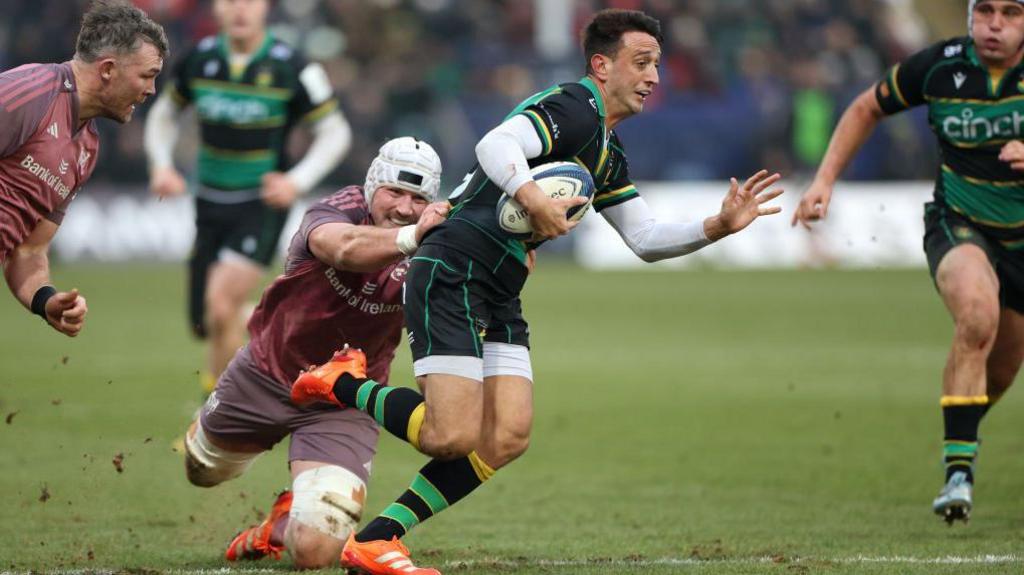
792, 0, 1024, 524
1, 0, 166, 336
292, 9, 784, 575
144, 0, 351, 394
182, 138, 447, 569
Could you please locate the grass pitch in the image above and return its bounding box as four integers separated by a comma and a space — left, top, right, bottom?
1, 263, 1022, 574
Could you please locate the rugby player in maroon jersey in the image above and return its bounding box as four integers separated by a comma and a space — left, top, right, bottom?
0, 0, 166, 336
180, 138, 449, 569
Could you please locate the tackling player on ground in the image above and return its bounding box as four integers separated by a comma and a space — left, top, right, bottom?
0, 0, 166, 337
144, 0, 351, 394
793, 0, 1024, 524
181, 138, 447, 568
292, 9, 784, 575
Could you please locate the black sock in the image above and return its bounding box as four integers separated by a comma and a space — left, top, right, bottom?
942, 403, 986, 482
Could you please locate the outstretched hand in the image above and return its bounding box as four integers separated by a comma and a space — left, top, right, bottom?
707, 170, 784, 241
45, 288, 87, 337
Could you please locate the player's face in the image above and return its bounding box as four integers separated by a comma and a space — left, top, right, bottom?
102, 42, 163, 124
370, 187, 429, 228
604, 31, 661, 120
214, 0, 269, 45
972, 1, 1024, 65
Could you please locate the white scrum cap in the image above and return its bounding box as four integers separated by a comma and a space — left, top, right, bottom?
364, 137, 442, 206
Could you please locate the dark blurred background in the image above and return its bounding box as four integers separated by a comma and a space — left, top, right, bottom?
0, 0, 969, 192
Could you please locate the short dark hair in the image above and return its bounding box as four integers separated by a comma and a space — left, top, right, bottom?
582, 9, 663, 75
75, 0, 169, 63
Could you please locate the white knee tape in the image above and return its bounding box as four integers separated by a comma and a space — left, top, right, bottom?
483, 342, 533, 381
184, 421, 260, 483
290, 465, 365, 539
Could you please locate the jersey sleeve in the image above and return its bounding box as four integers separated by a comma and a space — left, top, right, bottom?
518, 89, 601, 159
0, 67, 56, 158
593, 135, 638, 212
290, 56, 339, 124
167, 48, 194, 106
875, 40, 946, 115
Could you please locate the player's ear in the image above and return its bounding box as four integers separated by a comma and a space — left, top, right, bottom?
97, 57, 118, 81
590, 53, 611, 81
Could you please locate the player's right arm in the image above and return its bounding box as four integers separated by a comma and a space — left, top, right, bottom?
144, 52, 193, 198
792, 40, 944, 229
307, 201, 450, 273
791, 88, 884, 229
3, 220, 87, 336
475, 100, 590, 240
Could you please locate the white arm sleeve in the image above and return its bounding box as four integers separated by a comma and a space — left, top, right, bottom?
143, 92, 181, 170
287, 110, 352, 194
600, 195, 711, 263
475, 114, 545, 197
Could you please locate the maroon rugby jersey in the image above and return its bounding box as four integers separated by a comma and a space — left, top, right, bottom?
248, 186, 409, 386
0, 62, 100, 262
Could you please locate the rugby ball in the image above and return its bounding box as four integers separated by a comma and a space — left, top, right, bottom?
496, 161, 596, 239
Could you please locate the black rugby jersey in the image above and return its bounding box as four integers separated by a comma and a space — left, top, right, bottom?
168, 34, 337, 201
434, 77, 639, 267
877, 36, 1024, 243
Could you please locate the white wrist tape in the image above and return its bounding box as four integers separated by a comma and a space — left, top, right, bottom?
396, 224, 419, 256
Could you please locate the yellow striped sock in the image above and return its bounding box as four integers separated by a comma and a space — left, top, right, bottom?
940, 395, 989, 407
467, 451, 496, 482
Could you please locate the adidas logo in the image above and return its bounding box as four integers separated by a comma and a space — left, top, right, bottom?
47, 122, 59, 139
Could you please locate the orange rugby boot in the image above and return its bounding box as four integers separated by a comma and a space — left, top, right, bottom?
290, 345, 367, 407
224, 490, 292, 561
341, 533, 440, 575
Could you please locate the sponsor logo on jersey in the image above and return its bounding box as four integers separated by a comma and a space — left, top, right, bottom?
953, 72, 967, 90
58, 158, 68, 175
941, 107, 1024, 142
47, 122, 59, 139
20, 154, 72, 199
361, 281, 378, 295
196, 93, 271, 123
945, 44, 963, 58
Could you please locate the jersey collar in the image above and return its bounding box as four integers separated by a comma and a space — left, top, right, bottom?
578, 76, 607, 118
216, 32, 274, 63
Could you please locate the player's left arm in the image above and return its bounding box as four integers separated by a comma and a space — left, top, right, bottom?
262, 62, 352, 208
3, 220, 87, 336
599, 150, 782, 261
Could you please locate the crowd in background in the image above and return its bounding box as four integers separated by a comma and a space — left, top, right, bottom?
0, 0, 953, 192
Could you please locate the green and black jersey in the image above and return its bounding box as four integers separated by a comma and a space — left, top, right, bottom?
433, 77, 639, 269
168, 34, 337, 202
877, 36, 1024, 244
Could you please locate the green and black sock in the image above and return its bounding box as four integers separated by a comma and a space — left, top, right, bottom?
334, 373, 427, 449
356, 452, 496, 542
941, 396, 988, 483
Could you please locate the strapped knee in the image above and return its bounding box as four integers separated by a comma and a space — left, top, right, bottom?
184, 421, 260, 487
290, 465, 366, 540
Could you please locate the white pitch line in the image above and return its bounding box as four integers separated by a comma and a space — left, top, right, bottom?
7, 555, 1022, 574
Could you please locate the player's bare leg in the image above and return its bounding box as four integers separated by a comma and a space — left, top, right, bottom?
984, 308, 1024, 407
477, 374, 532, 470
932, 244, 1000, 523
205, 257, 263, 383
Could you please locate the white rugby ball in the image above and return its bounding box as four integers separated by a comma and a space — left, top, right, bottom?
496, 161, 596, 239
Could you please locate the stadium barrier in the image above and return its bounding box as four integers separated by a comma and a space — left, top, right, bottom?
52, 182, 934, 268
